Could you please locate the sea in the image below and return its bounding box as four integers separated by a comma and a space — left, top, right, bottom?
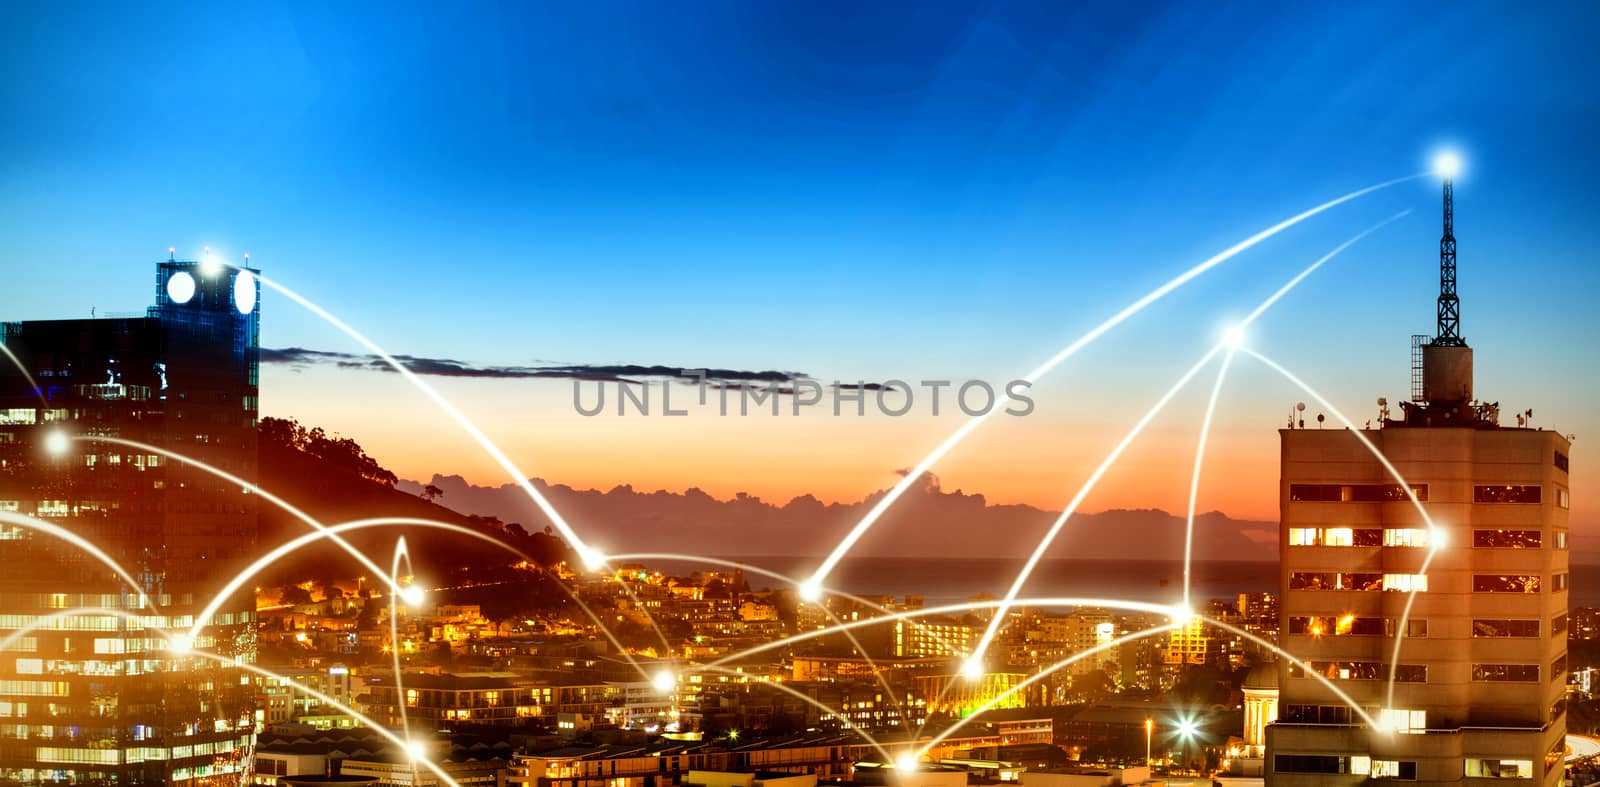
699, 556, 1600, 608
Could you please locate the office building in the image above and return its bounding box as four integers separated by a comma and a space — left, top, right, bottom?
0, 254, 261, 783
1265, 172, 1570, 784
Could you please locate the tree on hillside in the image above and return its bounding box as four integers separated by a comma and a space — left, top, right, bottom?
260, 416, 397, 487
420, 483, 444, 502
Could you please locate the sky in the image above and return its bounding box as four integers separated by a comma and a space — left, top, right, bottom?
2, 2, 1598, 540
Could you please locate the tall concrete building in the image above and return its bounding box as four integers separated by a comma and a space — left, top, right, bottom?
0, 255, 261, 784
1265, 171, 1571, 785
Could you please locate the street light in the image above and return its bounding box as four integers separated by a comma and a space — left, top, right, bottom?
1144, 717, 1153, 770
1176, 718, 1200, 774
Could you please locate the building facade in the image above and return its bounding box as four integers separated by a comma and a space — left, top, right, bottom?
1265, 176, 1569, 785
0, 256, 261, 783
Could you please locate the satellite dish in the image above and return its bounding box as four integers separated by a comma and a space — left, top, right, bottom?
1296, 402, 1306, 412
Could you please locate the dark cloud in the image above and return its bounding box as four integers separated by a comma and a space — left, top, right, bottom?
259, 346, 883, 393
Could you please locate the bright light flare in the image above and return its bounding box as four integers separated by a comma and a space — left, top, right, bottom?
199, 248, 223, 278
1222, 324, 1247, 349
1169, 606, 1196, 626
652, 669, 677, 694
168, 634, 194, 654
400, 585, 425, 606
404, 739, 429, 762
1429, 527, 1448, 549
1434, 150, 1462, 179
1177, 719, 1199, 737
895, 752, 920, 773
797, 579, 822, 603
43, 430, 71, 457
579, 546, 607, 572
960, 657, 984, 680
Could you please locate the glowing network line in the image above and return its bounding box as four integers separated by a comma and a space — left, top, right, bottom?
250, 273, 601, 569
0, 511, 160, 614
1237, 346, 1441, 708
0, 340, 45, 405
390, 536, 418, 741
692, 663, 897, 762
801, 174, 1428, 599
185, 516, 658, 682
1180, 209, 1412, 607
967, 212, 1413, 669
75, 434, 413, 602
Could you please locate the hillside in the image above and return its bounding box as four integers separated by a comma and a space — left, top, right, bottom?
251, 418, 570, 586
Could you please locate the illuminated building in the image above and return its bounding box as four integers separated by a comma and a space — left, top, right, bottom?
0, 254, 260, 783
1266, 172, 1570, 785
1161, 619, 1208, 666
361, 671, 543, 729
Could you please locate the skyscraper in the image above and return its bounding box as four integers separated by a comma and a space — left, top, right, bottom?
1265, 170, 1570, 785
0, 255, 261, 784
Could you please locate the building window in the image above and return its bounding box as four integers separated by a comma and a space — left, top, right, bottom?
1290, 661, 1424, 682
1382, 574, 1428, 592
1377, 708, 1427, 734
1472, 664, 1539, 682
1474, 575, 1540, 593
1383, 529, 1432, 547
1555, 531, 1569, 549
1371, 760, 1417, 780
1289, 572, 1382, 591
1290, 483, 1428, 502
1280, 704, 1357, 724
1288, 528, 1381, 546
1556, 573, 1570, 591
1553, 614, 1568, 635
1475, 485, 1542, 503
1555, 450, 1569, 472
1553, 655, 1568, 680
1558, 488, 1571, 509
1287, 615, 1387, 637
1274, 755, 1347, 774
1465, 760, 1533, 779
1473, 530, 1541, 548
1385, 619, 1428, 638
1472, 619, 1539, 638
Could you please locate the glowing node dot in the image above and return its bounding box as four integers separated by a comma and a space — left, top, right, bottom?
1434, 150, 1462, 179
405, 739, 428, 762
579, 546, 607, 572
960, 657, 984, 680
169, 634, 194, 654
797, 579, 822, 603
166, 271, 196, 305
199, 252, 223, 278
43, 430, 71, 457
1170, 606, 1196, 626
652, 669, 677, 694
1222, 324, 1247, 349
1429, 527, 1448, 549
233, 270, 257, 315
1178, 719, 1199, 737
400, 585, 425, 606
895, 753, 919, 773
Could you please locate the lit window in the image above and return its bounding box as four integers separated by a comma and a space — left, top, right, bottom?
1474, 575, 1540, 593
1472, 664, 1539, 682
1474, 485, 1542, 503
1472, 619, 1539, 638
1465, 759, 1533, 779
1384, 529, 1431, 547
1473, 530, 1541, 548
1377, 708, 1427, 734
1383, 574, 1428, 592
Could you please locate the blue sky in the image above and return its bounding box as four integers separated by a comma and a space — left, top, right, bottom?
3, 1, 1597, 524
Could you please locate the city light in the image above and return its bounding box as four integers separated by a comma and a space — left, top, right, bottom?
797, 578, 822, 603
168, 634, 194, 655
42, 430, 70, 457
1177, 718, 1199, 738
404, 739, 428, 762
233, 269, 257, 315
960, 657, 984, 680
199, 246, 223, 277
895, 752, 919, 773
579, 545, 607, 572
1429, 526, 1449, 549
652, 669, 677, 694
400, 585, 425, 606
165, 270, 196, 304
1434, 149, 1463, 178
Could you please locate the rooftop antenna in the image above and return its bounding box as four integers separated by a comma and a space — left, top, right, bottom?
1434, 151, 1464, 346
168, 246, 176, 262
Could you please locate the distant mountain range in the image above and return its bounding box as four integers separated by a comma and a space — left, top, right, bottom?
397, 473, 1280, 561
